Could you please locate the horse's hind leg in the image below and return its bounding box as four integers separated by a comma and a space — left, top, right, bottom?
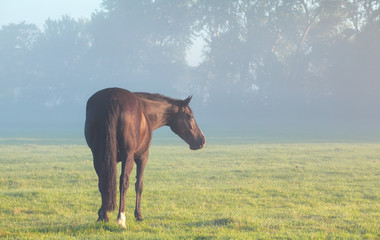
93, 154, 110, 222
134, 151, 148, 221
117, 152, 134, 228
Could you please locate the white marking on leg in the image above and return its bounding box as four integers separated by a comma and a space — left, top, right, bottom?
117, 212, 126, 228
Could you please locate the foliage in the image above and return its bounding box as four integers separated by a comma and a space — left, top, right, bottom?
0, 0, 379, 128
0, 142, 379, 239
192, 0, 380, 111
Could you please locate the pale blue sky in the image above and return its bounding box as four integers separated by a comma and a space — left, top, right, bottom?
0, 0, 102, 29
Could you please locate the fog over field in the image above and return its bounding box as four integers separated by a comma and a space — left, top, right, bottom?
1, 1, 379, 139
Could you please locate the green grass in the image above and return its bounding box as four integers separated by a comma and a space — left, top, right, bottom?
0, 141, 379, 239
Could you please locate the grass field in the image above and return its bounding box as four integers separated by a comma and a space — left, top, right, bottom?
0, 139, 379, 239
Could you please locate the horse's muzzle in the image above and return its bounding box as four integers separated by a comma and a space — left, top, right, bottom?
190, 136, 206, 150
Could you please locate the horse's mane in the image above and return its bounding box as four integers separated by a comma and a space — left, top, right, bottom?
134, 92, 181, 105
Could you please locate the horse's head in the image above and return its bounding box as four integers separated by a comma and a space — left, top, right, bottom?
169, 96, 206, 150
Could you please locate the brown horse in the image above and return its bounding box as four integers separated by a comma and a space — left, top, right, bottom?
84, 88, 205, 227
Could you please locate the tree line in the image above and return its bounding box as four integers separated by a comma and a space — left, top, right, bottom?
0, 0, 379, 130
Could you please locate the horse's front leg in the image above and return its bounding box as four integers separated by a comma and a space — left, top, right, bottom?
134, 151, 148, 221
117, 152, 134, 228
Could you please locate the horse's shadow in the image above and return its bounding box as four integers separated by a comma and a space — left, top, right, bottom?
33, 221, 125, 235
189, 217, 236, 228
188, 217, 256, 232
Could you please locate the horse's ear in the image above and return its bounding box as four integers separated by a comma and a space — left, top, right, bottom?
183, 95, 192, 106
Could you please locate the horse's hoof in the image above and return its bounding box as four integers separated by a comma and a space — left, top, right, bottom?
98, 209, 109, 222
97, 216, 109, 222
117, 212, 126, 228
97, 217, 109, 223
118, 222, 126, 228
135, 210, 143, 221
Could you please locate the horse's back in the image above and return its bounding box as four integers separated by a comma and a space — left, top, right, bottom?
86, 88, 137, 114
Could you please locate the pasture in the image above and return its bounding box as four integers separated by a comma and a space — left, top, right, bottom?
0, 139, 379, 239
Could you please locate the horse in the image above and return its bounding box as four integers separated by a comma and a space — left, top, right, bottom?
84, 87, 206, 227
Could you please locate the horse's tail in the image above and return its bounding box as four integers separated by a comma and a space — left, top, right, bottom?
96, 106, 118, 212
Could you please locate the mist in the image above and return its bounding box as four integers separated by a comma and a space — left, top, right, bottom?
1, 0, 379, 140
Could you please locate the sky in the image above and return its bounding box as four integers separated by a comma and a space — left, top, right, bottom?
0, 0, 102, 29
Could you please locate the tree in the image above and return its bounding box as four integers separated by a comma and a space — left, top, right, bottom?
0, 22, 41, 104
88, 0, 195, 94
1, 0, 379, 131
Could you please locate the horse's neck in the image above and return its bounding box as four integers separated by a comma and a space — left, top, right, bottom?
139, 98, 177, 130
